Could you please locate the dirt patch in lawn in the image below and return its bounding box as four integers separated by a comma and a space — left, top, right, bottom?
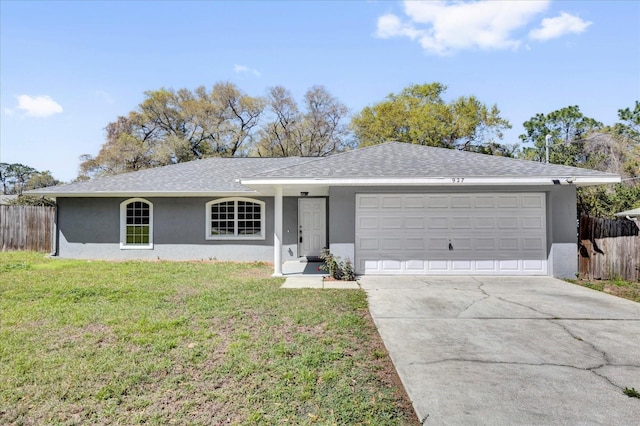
570, 278, 640, 303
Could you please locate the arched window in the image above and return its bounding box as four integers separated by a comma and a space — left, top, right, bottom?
206, 198, 265, 240
120, 198, 153, 249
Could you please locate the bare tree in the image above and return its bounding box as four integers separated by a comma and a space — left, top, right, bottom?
256, 85, 351, 157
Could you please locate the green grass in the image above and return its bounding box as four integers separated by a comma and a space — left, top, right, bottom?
568, 276, 640, 303
0, 252, 416, 425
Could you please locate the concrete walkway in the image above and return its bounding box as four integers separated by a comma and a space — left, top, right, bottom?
281, 275, 360, 289
360, 276, 640, 425
280, 259, 360, 289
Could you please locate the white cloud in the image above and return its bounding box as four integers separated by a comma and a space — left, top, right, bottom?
377, 13, 423, 40
375, 0, 589, 55
234, 64, 261, 77
16, 95, 63, 117
529, 12, 592, 41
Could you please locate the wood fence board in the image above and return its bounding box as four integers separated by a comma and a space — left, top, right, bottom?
579, 215, 640, 282
0, 206, 55, 252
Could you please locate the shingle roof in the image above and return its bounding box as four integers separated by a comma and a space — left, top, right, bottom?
29, 142, 619, 196
248, 142, 618, 179
30, 157, 309, 195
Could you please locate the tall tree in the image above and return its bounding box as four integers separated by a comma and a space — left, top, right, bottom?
612, 101, 640, 179
0, 163, 59, 195
79, 83, 265, 179
350, 82, 512, 153
26, 171, 60, 191
79, 114, 157, 179
518, 106, 603, 166
519, 104, 640, 217
256, 86, 301, 157
0, 163, 10, 195
255, 85, 351, 157
6, 164, 36, 195
582, 102, 640, 216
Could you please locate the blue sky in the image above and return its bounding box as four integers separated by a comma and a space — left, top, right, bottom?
1, 0, 639, 182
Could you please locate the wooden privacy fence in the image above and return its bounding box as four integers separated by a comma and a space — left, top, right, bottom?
0, 205, 56, 252
579, 214, 640, 282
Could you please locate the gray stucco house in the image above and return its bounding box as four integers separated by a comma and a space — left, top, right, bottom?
29, 142, 620, 278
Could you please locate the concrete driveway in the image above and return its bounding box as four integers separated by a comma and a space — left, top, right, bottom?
360, 276, 640, 425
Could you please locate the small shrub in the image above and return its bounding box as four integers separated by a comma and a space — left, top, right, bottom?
319, 249, 356, 281
319, 248, 341, 280
342, 259, 356, 281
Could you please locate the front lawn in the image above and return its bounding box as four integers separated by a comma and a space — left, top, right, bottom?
0, 252, 416, 425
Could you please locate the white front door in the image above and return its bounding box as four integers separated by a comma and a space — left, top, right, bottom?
298, 198, 327, 258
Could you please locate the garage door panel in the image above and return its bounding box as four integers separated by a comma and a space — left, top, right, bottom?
476, 260, 498, 272
523, 259, 546, 272
358, 217, 378, 229
405, 260, 427, 271
523, 237, 544, 250
405, 238, 425, 250
499, 238, 519, 250
452, 260, 474, 271
427, 237, 449, 251
475, 217, 496, 229
497, 195, 519, 208
522, 194, 544, 208
474, 196, 495, 208
451, 217, 472, 229
381, 196, 402, 208
355, 193, 547, 275
450, 195, 473, 208
450, 237, 472, 250
358, 237, 379, 250
381, 259, 402, 271
499, 259, 520, 271
497, 217, 519, 229
427, 260, 449, 271
404, 216, 425, 228
381, 217, 403, 229
428, 217, 449, 229
357, 195, 379, 209
404, 196, 426, 208
475, 238, 496, 250
522, 216, 544, 229
381, 238, 403, 250
428, 196, 449, 208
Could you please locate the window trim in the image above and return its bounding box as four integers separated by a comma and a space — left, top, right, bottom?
120, 198, 154, 250
205, 197, 266, 241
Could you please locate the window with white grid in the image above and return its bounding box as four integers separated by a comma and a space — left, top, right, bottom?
120, 198, 153, 249
206, 198, 265, 240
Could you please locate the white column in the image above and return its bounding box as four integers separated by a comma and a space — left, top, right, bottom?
272, 186, 283, 276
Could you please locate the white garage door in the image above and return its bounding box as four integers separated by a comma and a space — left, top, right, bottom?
355, 193, 547, 275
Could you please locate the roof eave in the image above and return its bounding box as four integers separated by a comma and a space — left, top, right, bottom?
240, 175, 622, 187
24, 190, 260, 198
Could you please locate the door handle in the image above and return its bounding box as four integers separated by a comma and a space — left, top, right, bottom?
299, 236, 303, 243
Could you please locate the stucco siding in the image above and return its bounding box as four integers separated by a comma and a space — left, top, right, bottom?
548, 186, 578, 278
56, 196, 297, 261
328, 185, 578, 278
282, 197, 299, 260
56, 185, 579, 277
